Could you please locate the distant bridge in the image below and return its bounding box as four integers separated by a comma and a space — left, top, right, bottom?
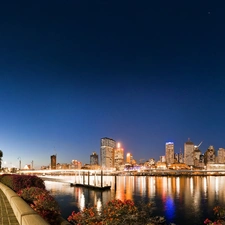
17, 168, 225, 176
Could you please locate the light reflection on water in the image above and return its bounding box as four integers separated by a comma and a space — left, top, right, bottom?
45, 176, 225, 225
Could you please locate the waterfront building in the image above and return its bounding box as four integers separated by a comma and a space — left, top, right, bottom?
194, 148, 201, 161
179, 152, 183, 163
174, 153, 179, 163
50, 154, 56, 169
90, 152, 99, 165
174, 153, 183, 163
193, 146, 202, 167
160, 155, 166, 163
184, 139, 194, 166
71, 160, 82, 169
206, 163, 225, 170
126, 153, 131, 163
126, 152, 134, 164
165, 142, 174, 164
100, 137, 116, 168
217, 148, 225, 163
57, 163, 70, 169
204, 145, 216, 164
148, 158, 155, 165
155, 161, 167, 169
114, 142, 124, 170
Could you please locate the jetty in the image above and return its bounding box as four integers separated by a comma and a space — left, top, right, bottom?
70, 183, 111, 190
70, 170, 111, 190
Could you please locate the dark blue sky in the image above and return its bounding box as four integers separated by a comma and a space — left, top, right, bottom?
0, 0, 225, 168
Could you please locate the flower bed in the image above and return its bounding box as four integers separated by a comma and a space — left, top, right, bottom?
204, 206, 225, 225
68, 199, 166, 225
0, 174, 61, 225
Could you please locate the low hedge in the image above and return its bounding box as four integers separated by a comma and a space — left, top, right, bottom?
0, 174, 61, 225
18, 187, 61, 225
0, 174, 45, 191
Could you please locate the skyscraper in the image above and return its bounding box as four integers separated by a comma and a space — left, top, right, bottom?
218, 148, 225, 163
50, 154, 56, 170
204, 145, 216, 164
114, 142, 124, 169
90, 152, 99, 165
100, 137, 116, 168
165, 142, 174, 164
184, 139, 194, 166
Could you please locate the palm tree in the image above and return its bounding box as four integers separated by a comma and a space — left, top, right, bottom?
0, 150, 3, 170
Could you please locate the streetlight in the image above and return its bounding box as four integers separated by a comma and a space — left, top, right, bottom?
0, 150, 3, 170
17, 157, 21, 170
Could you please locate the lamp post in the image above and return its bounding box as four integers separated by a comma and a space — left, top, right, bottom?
0, 150, 3, 170
18, 157, 21, 170
31, 160, 33, 170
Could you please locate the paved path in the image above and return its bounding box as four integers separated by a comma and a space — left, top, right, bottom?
0, 189, 19, 225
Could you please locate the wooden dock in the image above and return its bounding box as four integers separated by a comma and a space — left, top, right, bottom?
70, 183, 111, 190
70, 170, 112, 190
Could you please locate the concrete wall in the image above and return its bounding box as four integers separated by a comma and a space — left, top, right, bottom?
0, 182, 71, 225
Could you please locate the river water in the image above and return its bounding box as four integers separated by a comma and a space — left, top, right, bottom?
44, 175, 225, 225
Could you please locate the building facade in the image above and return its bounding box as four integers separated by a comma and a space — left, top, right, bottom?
165, 142, 174, 164
90, 152, 99, 165
50, 154, 56, 170
184, 139, 194, 166
114, 143, 124, 170
217, 148, 225, 163
71, 160, 82, 169
100, 137, 116, 168
204, 146, 216, 164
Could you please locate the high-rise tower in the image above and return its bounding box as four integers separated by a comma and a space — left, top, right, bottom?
90, 152, 99, 165
50, 154, 56, 169
184, 138, 194, 166
114, 142, 124, 169
165, 142, 174, 164
100, 137, 116, 168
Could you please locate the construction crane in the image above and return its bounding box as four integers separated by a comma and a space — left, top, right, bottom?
194, 141, 203, 149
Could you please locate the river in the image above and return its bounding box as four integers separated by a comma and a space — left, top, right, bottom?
44, 175, 225, 225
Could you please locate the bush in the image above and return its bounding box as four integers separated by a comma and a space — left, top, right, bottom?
17, 186, 49, 203
204, 206, 225, 225
18, 186, 61, 225
68, 199, 166, 225
0, 174, 45, 192
0, 174, 61, 225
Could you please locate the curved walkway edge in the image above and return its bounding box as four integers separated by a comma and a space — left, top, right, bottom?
0, 187, 19, 225
0, 182, 71, 225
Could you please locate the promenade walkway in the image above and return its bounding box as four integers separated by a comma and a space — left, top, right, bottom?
0, 189, 19, 225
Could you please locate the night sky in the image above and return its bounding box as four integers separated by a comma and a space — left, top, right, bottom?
0, 1, 225, 169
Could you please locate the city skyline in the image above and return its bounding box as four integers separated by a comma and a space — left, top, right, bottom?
0, 1, 225, 169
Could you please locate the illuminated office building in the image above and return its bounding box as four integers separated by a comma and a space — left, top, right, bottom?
100, 137, 116, 168
160, 155, 166, 163
90, 152, 99, 165
114, 142, 124, 169
204, 145, 216, 164
126, 152, 134, 164
184, 139, 194, 166
50, 154, 56, 170
71, 160, 82, 169
165, 142, 174, 164
217, 148, 225, 163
